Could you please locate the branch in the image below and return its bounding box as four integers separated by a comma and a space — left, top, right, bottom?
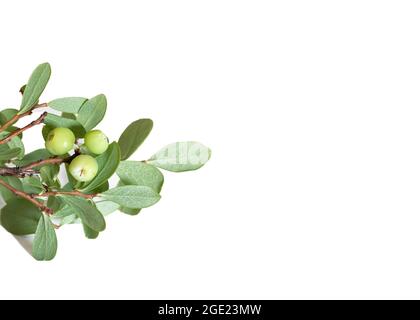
20, 156, 65, 171
0, 166, 38, 177
0, 111, 47, 145
0, 150, 80, 178
0, 178, 53, 215
0, 103, 47, 133
0, 157, 64, 177
37, 191, 97, 199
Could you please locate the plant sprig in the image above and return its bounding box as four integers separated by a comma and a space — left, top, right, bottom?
0, 63, 211, 261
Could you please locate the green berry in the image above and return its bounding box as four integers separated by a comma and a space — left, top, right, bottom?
68, 155, 98, 182
45, 127, 75, 155
84, 130, 109, 155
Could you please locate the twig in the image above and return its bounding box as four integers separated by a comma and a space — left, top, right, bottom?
0, 167, 38, 177
20, 156, 65, 171
0, 103, 47, 133
0, 178, 53, 215
0, 111, 47, 145
0, 157, 63, 177
0, 150, 79, 178
37, 191, 97, 199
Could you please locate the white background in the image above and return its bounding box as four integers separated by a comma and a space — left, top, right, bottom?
1, 0, 420, 300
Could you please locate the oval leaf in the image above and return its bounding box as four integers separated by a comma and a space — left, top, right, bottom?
49, 97, 87, 114
148, 141, 211, 172
0, 199, 42, 235
77, 94, 107, 131
80, 142, 120, 193
117, 161, 164, 193
19, 63, 51, 114
100, 186, 161, 209
44, 113, 86, 138
116, 180, 141, 215
32, 215, 58, 261
118, 119, 153, 160
0, 146, 21, 161
83, 223, 99, 239
59, 196, 106, 232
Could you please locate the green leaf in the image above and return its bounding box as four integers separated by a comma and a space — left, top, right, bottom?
0, 199, 41, 235
60, 196, 106, 232
116, 180, 141, 215
95, 200, 120, 216
80, 142, 120, 193
15, 148, 51, 167
48, 97, 87, 114
49, 196, 78, 224
90, 181, 109, 194
77, 94, 107, 131
19, 63, 51, 114
100, 186, 160, 209
148, 141, 211, 172
40, 165, 60, 188
47, 196, 64, 211
120, 207, 141, 215
118, 119, 153, 160
115, 161, 164, 216
21, 176, 44, 194
6, 136, 25, 159
43, 114, 86, 138
117, 161, 164, 193
83, 223, 99, 239
53, 205, 74, 219
61, 214, 78, 225
62, 112, 77, 120
32, 215, 58, 261
0, 146, 21, 160
0, 130, 25, 159
0, 176, 23, 202
42, 125, 53, 140
0, 108, 18, 125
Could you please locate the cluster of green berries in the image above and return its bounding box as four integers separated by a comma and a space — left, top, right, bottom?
45, 128, 109, 182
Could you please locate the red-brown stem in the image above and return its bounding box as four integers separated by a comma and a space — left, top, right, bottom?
0, 111, 47, 145
21, 157, 65, 171
0, 157, 65, 177
0, 167, 38, 177
0, 178, 53, 215
37, 191, 97, 199
0, 103, 47, 134
0, 151, 79, 178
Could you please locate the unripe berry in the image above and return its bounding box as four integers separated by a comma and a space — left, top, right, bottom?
45, 127, 75, 155
68, 155, 98, 182
84, 130, 109, 155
